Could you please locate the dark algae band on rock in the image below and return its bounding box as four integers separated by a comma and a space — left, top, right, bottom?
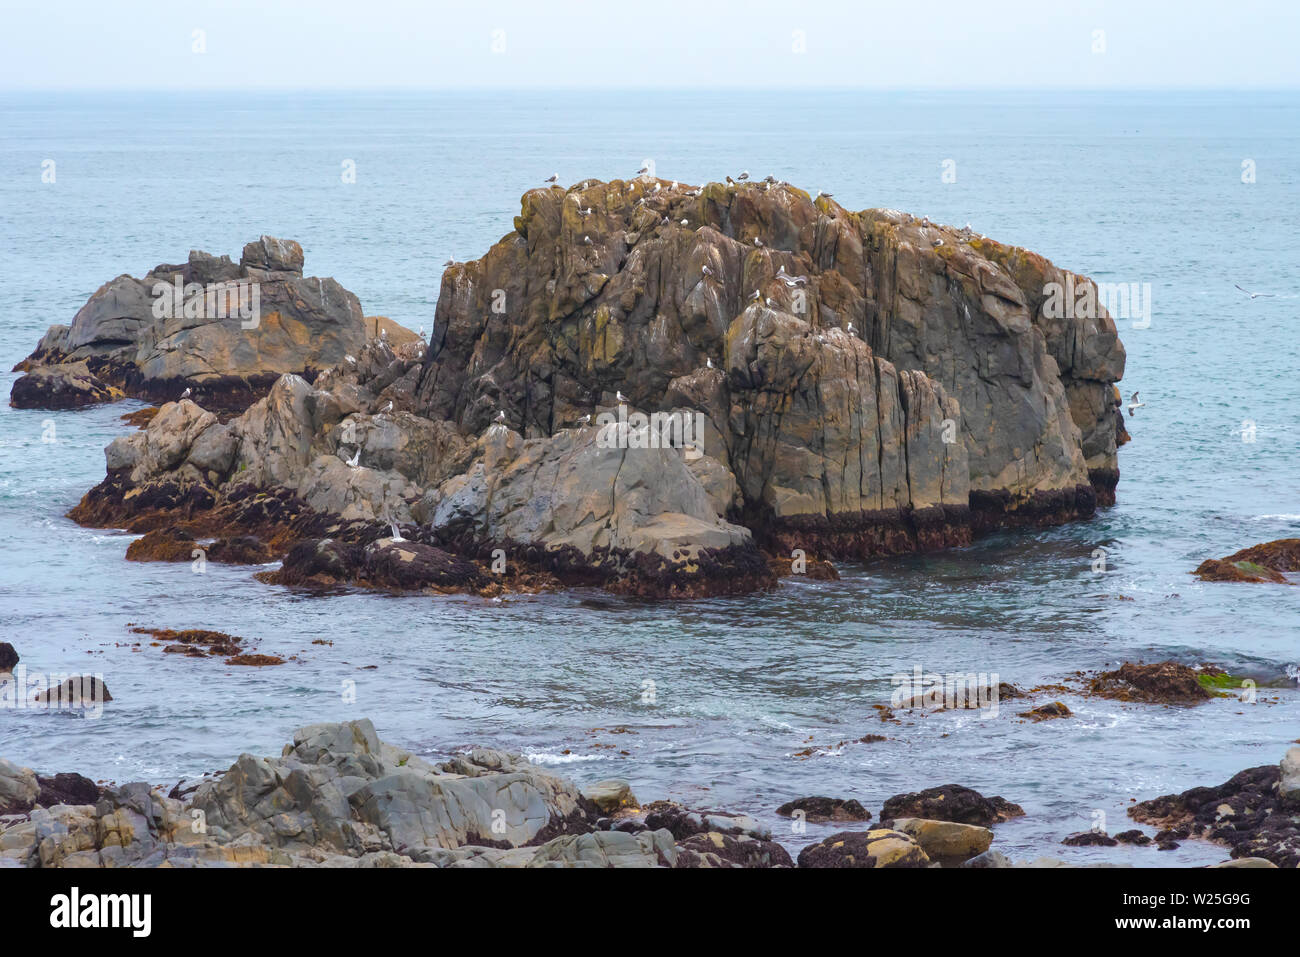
52, 177, 1128, 599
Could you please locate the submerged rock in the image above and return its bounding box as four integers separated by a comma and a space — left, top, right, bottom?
1194, 538, 1300, 583
1085, 661, 1212, 705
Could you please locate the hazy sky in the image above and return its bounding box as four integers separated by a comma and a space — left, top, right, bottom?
2, 0, 1297, 90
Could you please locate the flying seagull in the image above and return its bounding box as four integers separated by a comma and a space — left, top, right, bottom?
1234, 283, 1275, 300
1126, 392, 1144, 417
636, 165, 649, 175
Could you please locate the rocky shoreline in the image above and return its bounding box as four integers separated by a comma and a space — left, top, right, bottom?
1, 720, 1293, 868
13, 176, 1133, 599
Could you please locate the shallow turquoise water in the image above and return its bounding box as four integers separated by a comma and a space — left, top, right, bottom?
0, 90, 1297, 865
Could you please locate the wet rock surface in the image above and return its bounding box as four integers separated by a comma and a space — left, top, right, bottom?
1085, 661, 1213, 705
1194, 538, 1300, 583
880, 784, 1025, 827
1129, 747, 1300, 867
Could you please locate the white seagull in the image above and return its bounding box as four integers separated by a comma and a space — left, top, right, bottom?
583, 235, 594, 245
544, 174, 559, 185
345, 355, 357, 364
847, 323, 856, 335
706, 357, 714, 369
680, 219, 688, 226
754, 237, 765, 247
1126, 392, 1144, 417
1234, 283, 1275, 300
344, 448, 361, 468
737, 170, 749, 181
383, 401, 393, 413
616, 390, 628, 403
750, 289, 761, 301
578, 413, 592, 426
181, 387, 192, 398
495, 410, 507, 423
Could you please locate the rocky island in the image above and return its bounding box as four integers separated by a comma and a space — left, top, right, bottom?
15, 177, 1128, 598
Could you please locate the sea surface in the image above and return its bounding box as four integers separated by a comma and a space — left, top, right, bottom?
0, 90, 1297, 866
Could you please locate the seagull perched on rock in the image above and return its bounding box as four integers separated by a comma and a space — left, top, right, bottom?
544, 174, 559, 185
443, 258, 456, 267
764, 297, 774, 307
583, 235, 594, 245
702, 264, 714, 278
754, 237, 765, 247
847, 323, 857, 335
750, 289, 761, 301
706, 357, 714, 369
737, 170, 749, 181
616, 390, 628, 403
1234, 283, 1275, 300
383, 401, 393, 413
1126, 392, 1144, 416
680, 219, 688, 226
578, 413, 592, 426
181, 387, 192, 398
636, 165, 649, 176
495, 410, 507, 424
344, 448, 361, 468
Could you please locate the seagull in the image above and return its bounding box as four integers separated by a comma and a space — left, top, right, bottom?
345, 355, 356, 364
654, 183, 661, 193
670, 181, 677, 190
933, 238, 944, 247
726, 176, 735, 185
1126, 392, 1144, 416
383, 401, 393, 413
680, 219, 688, 226
754, 237, 765, 247
578, 413, 592, 426
344, 448, 361, 468
847, 323, 856, 335
181, 387, 192, 398
737, 170, 749, 181
763, 175, 776, 184
418, 326, 426, 339
636, 165, 649, 175
495, 410, 507, 423
583, 235, 594, 245
706, 357, 714, 369
544, 174, 558, 185
764, 297, 774, 307
702, 264, 714, 278
616, 390, 628, 403
443, 259, 456, 267
749, 289, 761, 301
380, 328, 387, 339
1234, 283, 1275, 300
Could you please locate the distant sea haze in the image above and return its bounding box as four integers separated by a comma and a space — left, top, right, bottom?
0, 90, 1296, 865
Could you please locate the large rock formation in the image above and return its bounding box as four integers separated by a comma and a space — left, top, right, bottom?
62, 177, 1127, 598
11, 237, 367, 410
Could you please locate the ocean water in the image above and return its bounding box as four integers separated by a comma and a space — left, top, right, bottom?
0, 90, 1297, 866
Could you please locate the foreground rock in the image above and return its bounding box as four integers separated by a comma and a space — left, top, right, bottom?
797, 828, 931, 868
60, 178, 1128, 600
11, 237, 367, 411
1129, 747, 1300, 867
0, 720, 800, 868
1194, 539, 1300, 583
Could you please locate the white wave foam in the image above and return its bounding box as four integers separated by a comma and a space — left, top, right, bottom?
524, 750, 611, 765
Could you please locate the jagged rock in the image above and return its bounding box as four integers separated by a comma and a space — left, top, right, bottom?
674, 831, 794, 868
61, 178, 1131, 600
0, 759, 40, 815
1194, 539, 1300, 583
1130, 750, 1300, 867
1019, 701, 1073, 721
775, 796, 871, 823
11, 238, 371, 410
8, 360, 123, 409
1062, 830, 1118, 847
881, 784, 1024, 827
797, 828, 931, 868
